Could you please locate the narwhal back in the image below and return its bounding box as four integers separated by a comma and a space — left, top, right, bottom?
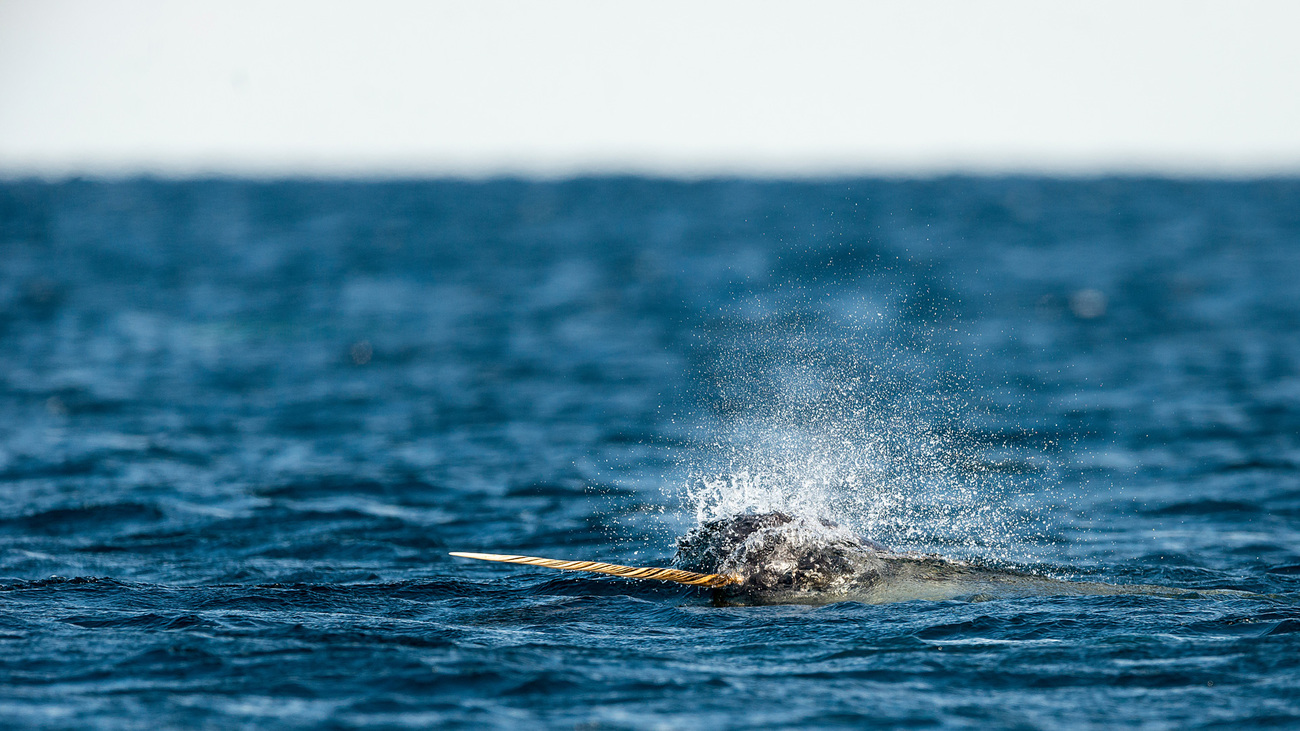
450, 512, 1248, 604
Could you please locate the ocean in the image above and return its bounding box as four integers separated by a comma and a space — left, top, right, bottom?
1, 177, 1297, 729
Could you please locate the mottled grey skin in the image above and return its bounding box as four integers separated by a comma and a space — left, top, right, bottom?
673, 512, 1236, 606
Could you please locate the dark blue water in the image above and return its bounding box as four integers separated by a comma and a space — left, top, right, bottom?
1, 178, 1298, 729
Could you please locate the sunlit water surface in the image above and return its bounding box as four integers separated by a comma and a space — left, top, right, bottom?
1, 179, 1298, 729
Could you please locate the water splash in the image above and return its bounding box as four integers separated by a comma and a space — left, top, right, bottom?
676, 307, 1051, 562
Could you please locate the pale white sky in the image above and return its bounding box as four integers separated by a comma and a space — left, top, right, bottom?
2, 0, 1299, 177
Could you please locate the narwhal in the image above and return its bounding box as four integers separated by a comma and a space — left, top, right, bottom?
451, 511, 1243, 605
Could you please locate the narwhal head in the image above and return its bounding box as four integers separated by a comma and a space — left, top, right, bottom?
674, 512, 889, 596
450, 511, 890, 598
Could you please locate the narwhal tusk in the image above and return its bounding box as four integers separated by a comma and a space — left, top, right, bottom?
449, 551, 740, 588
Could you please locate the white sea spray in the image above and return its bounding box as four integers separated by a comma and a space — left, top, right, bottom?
673, 305, 1054, 563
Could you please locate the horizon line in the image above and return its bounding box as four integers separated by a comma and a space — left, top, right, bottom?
7, 159, 1300, 183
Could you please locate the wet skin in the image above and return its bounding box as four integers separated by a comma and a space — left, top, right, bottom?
673, 512, 1245, 606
